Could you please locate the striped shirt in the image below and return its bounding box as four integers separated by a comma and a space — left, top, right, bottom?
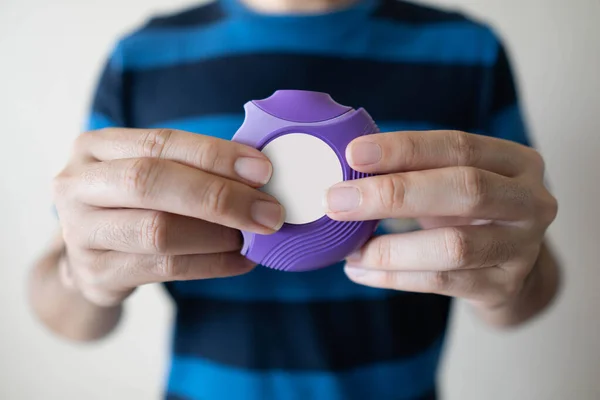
87, 1, 531, 399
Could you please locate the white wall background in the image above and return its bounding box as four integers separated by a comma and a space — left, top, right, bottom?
1, 0, 598, 399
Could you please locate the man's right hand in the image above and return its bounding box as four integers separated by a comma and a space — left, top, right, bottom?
52, 128, 284, 307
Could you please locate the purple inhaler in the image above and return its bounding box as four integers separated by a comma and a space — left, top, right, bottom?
232, 90, 380, 272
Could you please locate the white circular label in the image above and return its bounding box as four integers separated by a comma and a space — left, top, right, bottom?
260, 133, 343, 225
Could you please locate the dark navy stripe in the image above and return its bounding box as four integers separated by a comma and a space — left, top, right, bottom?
146, 112, 524, 147
417, 388, 438, 400
91, 59, 129, 126
373, 0, 466, 24
145, 2, 227, 29
148, 114, 246, 138
490, 44, 519, 114
115, 19, 496, 71
172, 292, 451, 370
124, 54, 488, 129
167, 262, 405, 302
165, 395, 191, 400
167, 338, 443, 400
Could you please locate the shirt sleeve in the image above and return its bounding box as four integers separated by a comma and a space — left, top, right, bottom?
85, 43, 128, 131
484, 36, 533, 148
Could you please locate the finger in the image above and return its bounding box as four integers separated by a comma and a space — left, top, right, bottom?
75, 128, 272, 187
74, 158, 285, 234
347, 130, 541, 177
77, 209, 242, 255
72, 250, 255, 292
344, 267, 508, 304
325, 166, 533, 221
345, 225, 526, 272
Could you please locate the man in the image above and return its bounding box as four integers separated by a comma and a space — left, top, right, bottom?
28, 0, 560, 399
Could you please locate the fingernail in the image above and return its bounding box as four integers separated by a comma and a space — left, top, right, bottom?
251, 200, 285, 230
348, 141, 381, 166
324, 186, 361, 212
345, 266, 368, 278
235, 157, 272, 185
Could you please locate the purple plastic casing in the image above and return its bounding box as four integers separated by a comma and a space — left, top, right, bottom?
232, 90, 380, 272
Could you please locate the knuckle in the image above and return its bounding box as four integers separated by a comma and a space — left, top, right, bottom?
482, 239, 517, 267
507, 181, 533, 209
92, 220, 124, 250
51, 171, 71, 201
154, 255, 187, 279
538, 191, 559, 225
73, 131, 92, 154
451, 130, 481, 166
202, 178, 231, 218
139, 129, 174, 158
75, 253, 105, 286
429, 270, 452, 291
443, 227, 471, 268
400, 134, 419, 167
140, 212, 170, 254
80, 162, 107, 188
527, 147, 546, 174
60, 224, 76, 246
503, 273, 525, 299
60, 214, 89, 249
194, 139, 222, 172
377, 176, 405, 213
63, 224, 87, 249
372, 237, 394, 268
458, 167, 488, 212
123, 158, 160, 199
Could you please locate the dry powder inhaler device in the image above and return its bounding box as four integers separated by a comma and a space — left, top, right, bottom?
232, 90, 380, 272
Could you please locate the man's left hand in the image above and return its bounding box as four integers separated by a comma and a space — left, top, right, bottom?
325, 130, 558, 312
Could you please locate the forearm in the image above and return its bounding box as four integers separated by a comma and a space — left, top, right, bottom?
473, 241, 561, 328
27, 233, 123, 341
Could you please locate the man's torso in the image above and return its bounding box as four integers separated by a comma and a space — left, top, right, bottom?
90, 1, 515, 398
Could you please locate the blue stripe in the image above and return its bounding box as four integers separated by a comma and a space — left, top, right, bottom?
86, 112, 118, 131
488, 104, 531, 146
117, 19, 497, 71
167, 337, 444, 400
